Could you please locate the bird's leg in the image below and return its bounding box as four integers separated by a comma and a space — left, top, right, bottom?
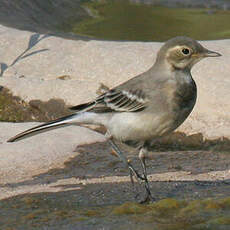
138, 142, 156, 203
108, 139, 143, 183
108, 139, 148, 202
108, 139, 145, 200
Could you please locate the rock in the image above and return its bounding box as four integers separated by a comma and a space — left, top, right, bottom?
0, 25, 230, 197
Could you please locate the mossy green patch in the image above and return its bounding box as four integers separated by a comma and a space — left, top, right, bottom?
81, 209, 104, 217
178, 200, 202, 217
146, 198, 185, 220
113, 202, 148, 215
203, 199, 223, 211
21, 196, 41, 207
219, 197, 230, 210
22, 209, 46, 221
54, 210, 78, 219
113, 198, 230, 229
1, 193, 230, 230
210, 216, 230, 225
150, 198, 184, 211
74, 216, 89, 222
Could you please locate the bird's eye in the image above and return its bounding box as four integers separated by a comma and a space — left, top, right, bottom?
182, 48, 190, 55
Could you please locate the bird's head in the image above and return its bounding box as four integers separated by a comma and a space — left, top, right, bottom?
156, 36, 221, 70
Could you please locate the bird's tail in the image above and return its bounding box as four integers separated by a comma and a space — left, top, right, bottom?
7, 100, 100, 143
7, 113, 84, 142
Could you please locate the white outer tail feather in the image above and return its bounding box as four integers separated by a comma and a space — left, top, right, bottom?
7, 112, 104, 142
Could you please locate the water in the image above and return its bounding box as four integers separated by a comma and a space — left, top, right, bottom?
60, 0, 230, 41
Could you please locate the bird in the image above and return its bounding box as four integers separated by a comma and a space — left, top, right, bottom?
7, 36, 221, 203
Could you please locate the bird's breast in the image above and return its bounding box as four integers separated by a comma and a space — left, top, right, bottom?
172, 75, 197, 126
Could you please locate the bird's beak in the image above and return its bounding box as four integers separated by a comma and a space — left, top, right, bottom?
203, 49, 222, 57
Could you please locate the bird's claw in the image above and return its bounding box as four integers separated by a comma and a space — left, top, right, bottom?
139, 193, 156, 204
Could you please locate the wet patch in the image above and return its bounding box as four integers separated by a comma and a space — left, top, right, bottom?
0, 87, 71, 122
1, 192, 230, 230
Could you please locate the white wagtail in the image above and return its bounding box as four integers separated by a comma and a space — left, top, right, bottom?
8, 36, 221, 202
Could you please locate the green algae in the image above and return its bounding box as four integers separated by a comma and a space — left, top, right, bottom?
60, 0, 230, 41
210, 216, 230, 225
80, 208, 106, 217
112, 202, 149, 215
1, 193, 230, 230
112, 198, 230, 229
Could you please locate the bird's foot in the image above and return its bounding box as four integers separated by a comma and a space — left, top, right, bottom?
138, 192, 156, 204
131, 174, 156, 203
131, 177, 156, 203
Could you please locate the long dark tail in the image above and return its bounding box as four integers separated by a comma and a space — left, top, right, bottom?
7, 114, 79, 142
7, 100, 98, 143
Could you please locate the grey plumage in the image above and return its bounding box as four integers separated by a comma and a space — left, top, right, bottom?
8, 36, 221, 202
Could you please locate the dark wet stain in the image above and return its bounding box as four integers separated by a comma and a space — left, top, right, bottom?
0, 87, 71, 122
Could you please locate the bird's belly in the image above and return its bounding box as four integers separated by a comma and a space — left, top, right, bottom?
107, 112, 174, 142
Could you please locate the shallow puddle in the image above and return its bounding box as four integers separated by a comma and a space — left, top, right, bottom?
60, 0, 230, 41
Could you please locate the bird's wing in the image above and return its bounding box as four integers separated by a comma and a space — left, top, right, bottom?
70, 88, 148, 113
